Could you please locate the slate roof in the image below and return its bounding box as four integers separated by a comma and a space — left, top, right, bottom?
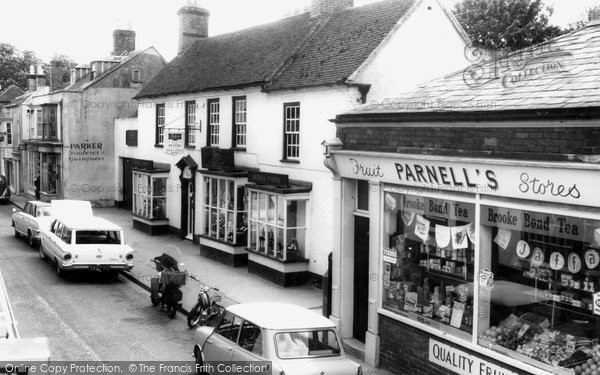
266, 0, 416, 90
337, 20, 600, 120
0, 85, 24, 104
136, 0, 424, 99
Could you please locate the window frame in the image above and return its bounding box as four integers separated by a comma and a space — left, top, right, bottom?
282, 102, 301, 161
206, 98, 220, 147
6, 122, 12, 145
201, 175, 247, 246
131, 69, 142, 82
232, 96, 247, 149
184, 100, 197, 147
155, 103, 165, 146
132, 171, 168, 220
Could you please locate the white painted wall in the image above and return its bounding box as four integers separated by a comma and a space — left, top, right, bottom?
350, 0, 470, 101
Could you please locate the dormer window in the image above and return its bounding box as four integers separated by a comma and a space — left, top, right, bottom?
131, 69, 142, 82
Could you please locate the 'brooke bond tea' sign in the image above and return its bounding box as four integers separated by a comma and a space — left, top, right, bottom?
332, 152, 600, 207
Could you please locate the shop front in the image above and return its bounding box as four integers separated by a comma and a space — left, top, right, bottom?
330, 151, 600, 375
24, 144, 61, 200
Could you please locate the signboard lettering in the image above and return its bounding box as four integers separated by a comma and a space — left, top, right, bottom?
201, 147, 235, 171
332, 153, 600, 207
429, 339, 518, 375
248, 171, 289, 187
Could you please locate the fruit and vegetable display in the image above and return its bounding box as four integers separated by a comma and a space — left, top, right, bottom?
480, 312, 600, 371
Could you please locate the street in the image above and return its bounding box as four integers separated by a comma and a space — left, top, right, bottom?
0, 203, 195, 361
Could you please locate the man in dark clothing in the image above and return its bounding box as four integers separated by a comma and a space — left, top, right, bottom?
34, 176, 40, 200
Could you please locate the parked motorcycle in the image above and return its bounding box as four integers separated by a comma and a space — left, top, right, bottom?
150, 253, 186, 319
187, 275, 223, 328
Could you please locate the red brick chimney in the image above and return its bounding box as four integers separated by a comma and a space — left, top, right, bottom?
178, 5, 209, 55
113, 29, 136, 56
311, 0, 353, 18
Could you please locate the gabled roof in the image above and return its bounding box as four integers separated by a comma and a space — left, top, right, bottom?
336, 20, 600, 122
136, 0, 423, 99
0, 85, 24, 104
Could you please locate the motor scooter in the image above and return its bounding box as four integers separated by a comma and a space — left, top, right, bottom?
187, 275, 223, 328
150, 253, 186, 319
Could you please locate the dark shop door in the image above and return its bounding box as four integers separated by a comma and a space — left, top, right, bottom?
353, 216, 370, 342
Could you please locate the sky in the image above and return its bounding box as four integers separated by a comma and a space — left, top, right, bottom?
1, 0, 598, 65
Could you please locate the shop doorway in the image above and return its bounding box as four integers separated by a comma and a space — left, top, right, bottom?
181, 179, 195, 240
353, 216, 370, 343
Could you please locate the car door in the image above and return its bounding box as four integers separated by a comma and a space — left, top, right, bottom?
45, 221, 64, 259
232, 320, 266, 362
15, 203, 31, 234
202, 311, 242, 362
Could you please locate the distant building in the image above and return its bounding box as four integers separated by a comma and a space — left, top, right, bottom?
3, 30, 166, 204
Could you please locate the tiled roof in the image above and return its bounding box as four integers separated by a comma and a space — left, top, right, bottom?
266, 0, 416, 90
339, 21, 600, 119
0, 85, 24, 103
136, 0, 419, 98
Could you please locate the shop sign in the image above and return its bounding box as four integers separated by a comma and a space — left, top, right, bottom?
383, 248, 397, 264
333, 153, 600, 207
426, 198, 473, 221
248, 171, 289, 187
201, 147, 235, 171
483, 205, 589, 242
165, 130, 184, 156
429, 339, 518, 375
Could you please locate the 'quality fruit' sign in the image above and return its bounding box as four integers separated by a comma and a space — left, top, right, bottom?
429, 339, 518, 375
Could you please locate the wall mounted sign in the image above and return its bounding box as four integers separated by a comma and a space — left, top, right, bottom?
429, 339, 518, 375
165, 129, 184, 156
68, 140, 105, 163
201, 147, 235, 171
248, 171, 289, 187
332, 152, 600, 207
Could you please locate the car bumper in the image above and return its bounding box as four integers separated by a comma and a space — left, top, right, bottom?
61, 263, 134, 271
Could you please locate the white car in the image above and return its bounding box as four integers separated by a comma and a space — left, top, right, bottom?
39, 215, 134, 277
193, 302, 362, 375
11, 201, 54, 247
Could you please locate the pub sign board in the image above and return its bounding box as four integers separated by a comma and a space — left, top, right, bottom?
248, 171, 289, 187
201, 147, 235, 172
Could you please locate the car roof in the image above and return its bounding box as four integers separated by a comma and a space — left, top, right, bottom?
226, 303, 336, 330
54, 215, 123, 231
27, 201, 51, 207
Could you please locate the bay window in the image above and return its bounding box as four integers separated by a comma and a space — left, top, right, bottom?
247, 189, 308, 261
202, 176, 247, 245
133, 171, 168, 219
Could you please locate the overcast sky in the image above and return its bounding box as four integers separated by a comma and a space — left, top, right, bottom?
1, 0, 598, 64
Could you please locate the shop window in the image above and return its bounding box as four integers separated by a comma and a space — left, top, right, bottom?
477, 205, 600, 373
248, 189, 307, 261
382, 192, 475, 339
40, 153, 59, 194
202, 176, 247, 245
132, 171, 168, 219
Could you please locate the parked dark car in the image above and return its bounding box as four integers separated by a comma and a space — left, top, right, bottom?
0, 175, 10, 204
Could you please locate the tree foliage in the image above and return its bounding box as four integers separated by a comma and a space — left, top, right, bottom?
454, 0, 566, 51
567, 4, 600, 31
0, 43, 40, 91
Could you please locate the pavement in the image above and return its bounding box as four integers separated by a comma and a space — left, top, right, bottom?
9, 194, 392, 375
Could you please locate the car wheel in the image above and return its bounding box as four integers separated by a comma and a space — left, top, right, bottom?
39, 244, 47, 260
56, 260, 65, 277
27, 230, 35, 247
194, 348, 208, 375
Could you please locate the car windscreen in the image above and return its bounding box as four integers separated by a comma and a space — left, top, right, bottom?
275, 330, 341, 359
74, 230, 121, 245
37, 207, 53, 217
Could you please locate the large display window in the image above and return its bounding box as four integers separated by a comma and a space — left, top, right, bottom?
382, 192, 475, 339
201, 176, 247, 245
478, 205, 600, 374
247, 189, 308, 262
133, 171, 168, 219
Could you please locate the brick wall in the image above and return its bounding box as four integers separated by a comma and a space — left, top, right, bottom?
178, 6, 209, 55
338, 126, 600, 161
379, 315, 530, 375
113, 30, 136, 56
311, 0, 354, 18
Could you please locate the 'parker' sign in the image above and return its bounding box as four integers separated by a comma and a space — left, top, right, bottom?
429, 339, 517, 375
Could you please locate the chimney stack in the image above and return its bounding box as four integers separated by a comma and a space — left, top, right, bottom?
27, 64, 46, 92
113, 29, 136, 56
49, 61, 64, 92
311, 0, 353, 18
177, 5, 209, 55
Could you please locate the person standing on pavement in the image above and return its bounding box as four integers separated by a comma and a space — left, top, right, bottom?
34, 176, 40, 200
